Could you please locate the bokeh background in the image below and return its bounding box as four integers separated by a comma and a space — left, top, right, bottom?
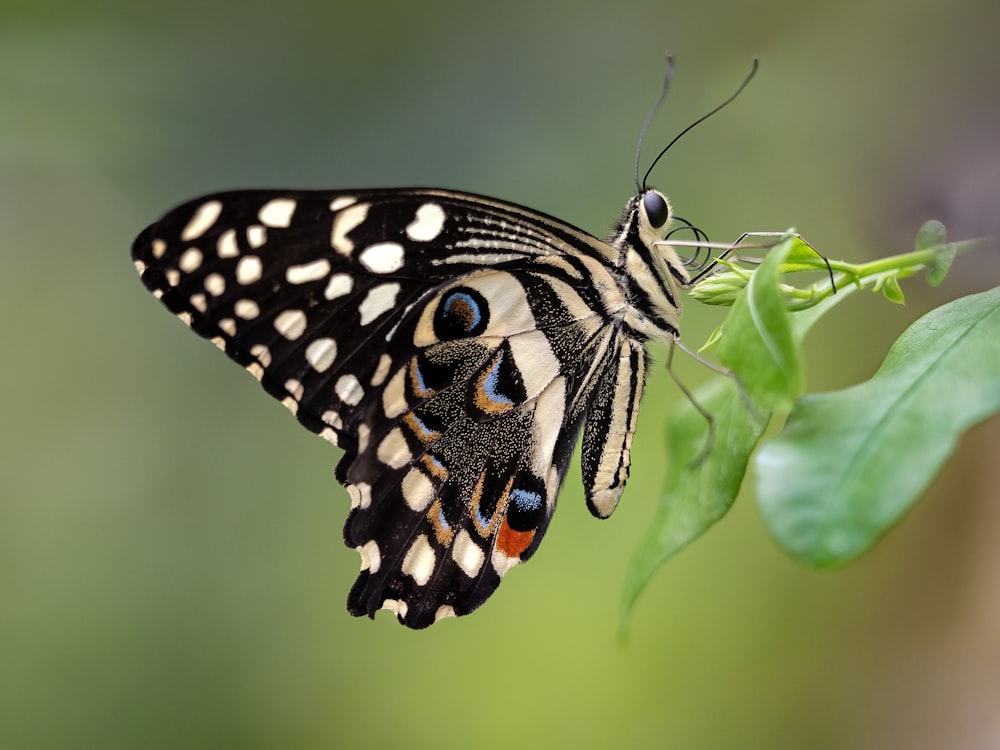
3, 1, 999, 748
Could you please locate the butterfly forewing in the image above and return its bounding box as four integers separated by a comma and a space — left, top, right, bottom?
132, 185, 681, 628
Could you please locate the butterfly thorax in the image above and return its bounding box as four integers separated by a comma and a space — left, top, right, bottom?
600, 189, 688, 347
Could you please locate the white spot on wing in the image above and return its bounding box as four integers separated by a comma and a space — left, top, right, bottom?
204, 273, 225, 296
348, 482, 372, 510
358, 282, 401, 325
491, 548, 521, 577
286, 258, 331, 284
324, 273, 353, 300
218, 318, 236, 336
152, 239, 167, 258
359, 242, 405, 274
236, 255, 263, 285
382, 367, 408, 419
330, 202, 369, 255
335, 374, 364, 406
401, 534, 436, 586
377, 427, 411, 470
452, 530, 485, 578
179, 247, 203, 273
247, 225, 267, 249
181, 200, 222, 241
401, 468, 434, 511
250, 344, 271, 367
321, 410, 342, 429
358, 539, 381, 572
284, 378, 304, 401
330, 195, 356, 211
258, 198, 296, 228
370, 353, 392, 386
406, 203, 446, 241
217, 228, 239, 258
234, 299, 260, 319
274, 309, 307, 340
304, 337, 337, 372
435, 605, 456, 622
189, 293, 207, 312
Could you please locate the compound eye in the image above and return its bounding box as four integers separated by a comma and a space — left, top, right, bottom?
642, 191, 669, 229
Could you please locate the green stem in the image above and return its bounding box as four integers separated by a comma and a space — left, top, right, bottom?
690, 235, 997, 309
774, 237, 994, 307
802, 237, 992, 278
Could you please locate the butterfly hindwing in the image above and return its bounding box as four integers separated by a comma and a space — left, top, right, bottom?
131, 187, 667, 628
335, 267, 621, 627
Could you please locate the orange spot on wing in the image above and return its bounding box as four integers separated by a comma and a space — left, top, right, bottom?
495, 515, 535, 559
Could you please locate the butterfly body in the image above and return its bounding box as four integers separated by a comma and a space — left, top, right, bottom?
132, 185, 688, 628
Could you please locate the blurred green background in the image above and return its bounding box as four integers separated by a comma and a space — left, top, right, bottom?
3, 0, 999, 748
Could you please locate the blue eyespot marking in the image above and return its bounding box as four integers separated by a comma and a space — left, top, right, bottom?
433, 286, 489, 340
510, 488, 542, 513
445, 292, 481, 330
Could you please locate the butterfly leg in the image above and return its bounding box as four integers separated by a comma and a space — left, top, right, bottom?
664, 337, 716, 466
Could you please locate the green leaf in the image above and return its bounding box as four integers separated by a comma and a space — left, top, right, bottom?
698, 325, 724, 353
755, 287, 1000, 566
716, 235, 802, 410
620, 377, 769, 635
915, 219, 946, 250
879, 274, 906, 304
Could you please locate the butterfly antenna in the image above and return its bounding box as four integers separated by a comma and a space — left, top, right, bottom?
641, 57, 759, 190
634, 54, 676, 193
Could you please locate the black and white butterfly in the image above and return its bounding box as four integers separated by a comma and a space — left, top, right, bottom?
131, 63, 755, 629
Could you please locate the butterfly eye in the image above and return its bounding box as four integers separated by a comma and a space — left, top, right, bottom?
434, 287, 490, 340
642, 192, 669, 229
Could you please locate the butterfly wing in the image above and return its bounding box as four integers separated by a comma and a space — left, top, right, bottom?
132, 188, 646, 627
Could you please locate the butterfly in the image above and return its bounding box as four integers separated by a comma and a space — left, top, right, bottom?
131, 61, 757, 629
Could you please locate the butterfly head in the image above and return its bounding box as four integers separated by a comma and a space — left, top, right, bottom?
613, 187, 673, 245
635, 187, 689, 287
